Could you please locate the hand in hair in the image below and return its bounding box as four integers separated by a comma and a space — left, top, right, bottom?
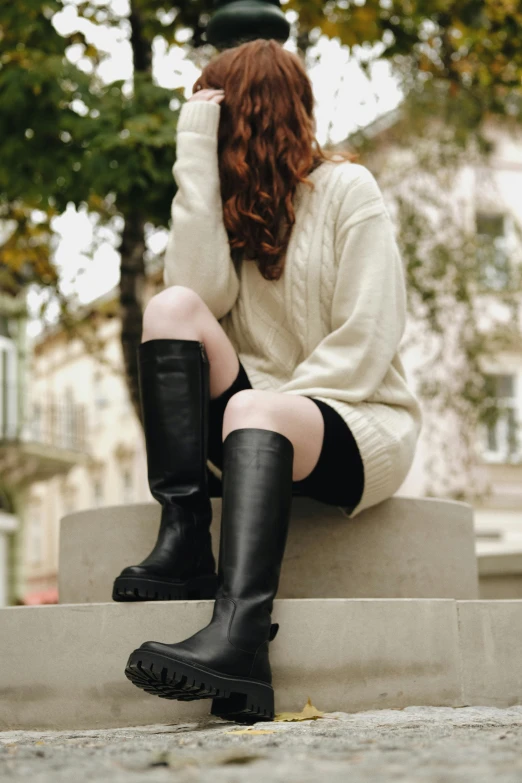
187, 89, 225, 105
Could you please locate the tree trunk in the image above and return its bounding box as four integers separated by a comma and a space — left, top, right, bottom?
118, 210, 146, 424
118, 1, 153, 426
296, 26, 312, 61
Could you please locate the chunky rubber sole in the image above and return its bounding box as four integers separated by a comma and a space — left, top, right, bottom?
112, 573, 218, 602
124, 648, 275, 724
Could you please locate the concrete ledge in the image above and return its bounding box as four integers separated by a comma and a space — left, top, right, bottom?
59, 496, 479, 603
0, 598, 462, 731
458, 601, 522, 706
478, 551, 522, 577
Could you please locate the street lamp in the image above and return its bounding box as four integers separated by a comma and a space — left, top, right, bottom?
205, 0, 291, 50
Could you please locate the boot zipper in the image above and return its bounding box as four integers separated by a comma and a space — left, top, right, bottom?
200, 341, 209, 515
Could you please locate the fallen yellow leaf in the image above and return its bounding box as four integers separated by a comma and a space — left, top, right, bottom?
225, 729, 276, 735
274, 698, 324, 722
213, 750, 266, 764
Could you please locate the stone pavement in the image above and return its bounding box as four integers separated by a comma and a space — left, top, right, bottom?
2, 706, 522, 782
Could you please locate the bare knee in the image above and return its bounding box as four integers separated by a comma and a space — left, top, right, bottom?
223, 390, 276, 431
142, 286, 205, 341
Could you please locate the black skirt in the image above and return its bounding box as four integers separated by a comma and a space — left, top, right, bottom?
207, 359, 365, 514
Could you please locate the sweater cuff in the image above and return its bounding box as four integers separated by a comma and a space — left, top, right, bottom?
177, 101, 221, 137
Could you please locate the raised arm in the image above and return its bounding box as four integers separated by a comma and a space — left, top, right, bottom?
163, 100, 240, 320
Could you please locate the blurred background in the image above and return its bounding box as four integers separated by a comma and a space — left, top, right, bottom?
1, 0, 521, 606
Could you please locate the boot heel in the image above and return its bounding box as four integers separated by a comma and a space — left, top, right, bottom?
210, 684, 275, 723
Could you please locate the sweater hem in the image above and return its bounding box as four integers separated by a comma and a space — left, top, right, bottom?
312, 396, 396, 518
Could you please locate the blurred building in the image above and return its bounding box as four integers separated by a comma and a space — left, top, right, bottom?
0, 290, 23, 606
337, 116, 522, 556
19, 275, 166, 604
0, 282, 94, 605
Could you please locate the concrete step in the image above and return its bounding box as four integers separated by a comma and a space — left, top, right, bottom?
58, 496, 479, 603
1, 597, 521, 731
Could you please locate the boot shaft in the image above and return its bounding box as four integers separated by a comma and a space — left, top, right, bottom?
138, 338, 210, 507
215, 427, 294, 646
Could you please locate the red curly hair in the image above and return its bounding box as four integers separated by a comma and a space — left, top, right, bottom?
193, 39, 353, 281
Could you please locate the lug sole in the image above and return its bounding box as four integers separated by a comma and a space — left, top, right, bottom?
112, 573, 218, 602
124, 648, 275, 724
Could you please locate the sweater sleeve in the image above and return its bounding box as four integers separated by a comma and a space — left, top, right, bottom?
282, 166, 407, 402
163, 100, 240, 320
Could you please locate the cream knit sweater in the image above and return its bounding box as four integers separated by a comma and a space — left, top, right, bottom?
164, 100, 423, 518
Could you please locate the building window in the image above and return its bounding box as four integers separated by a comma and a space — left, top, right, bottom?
0, 335, 17, 440
475, 212, 510, 291
29, 510, 43, 565
92, 371, 109, 432
122, 469, 133, 503
63, 387, 76, 450
62, 485, 76, 516
482, 374, 519, 461
93, 372, 108, 410
93, 479, 104, 508
31, 402, 42, 443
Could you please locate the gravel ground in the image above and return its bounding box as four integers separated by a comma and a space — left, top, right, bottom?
2, 706, 522, 783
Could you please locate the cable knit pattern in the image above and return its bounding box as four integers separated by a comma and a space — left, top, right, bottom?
290, 189, 313, 352
163, 100, 424, 518
320, 193, 339, 333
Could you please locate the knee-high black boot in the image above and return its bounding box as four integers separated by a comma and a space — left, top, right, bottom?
112, 339, 218, 602
124, 427, 294, 722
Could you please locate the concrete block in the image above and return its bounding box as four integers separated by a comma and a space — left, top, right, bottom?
457, 600, 522, 706
0, 598, 462, 731
478, 552, 522, 599
59, 496, 479, 603
479, 577, 522, 600
274, 598, 462, 714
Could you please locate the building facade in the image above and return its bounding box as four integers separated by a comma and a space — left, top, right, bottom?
21, 291, 159, 603
0, 291, 22, 606
355, 120, 522, 554
0, 283, 96, 605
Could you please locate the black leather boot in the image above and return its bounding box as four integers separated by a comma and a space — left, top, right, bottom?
124, 427, 294, 722
112, 338, 218, 602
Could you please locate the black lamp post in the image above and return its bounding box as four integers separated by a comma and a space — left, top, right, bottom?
205, 0, 291, 51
